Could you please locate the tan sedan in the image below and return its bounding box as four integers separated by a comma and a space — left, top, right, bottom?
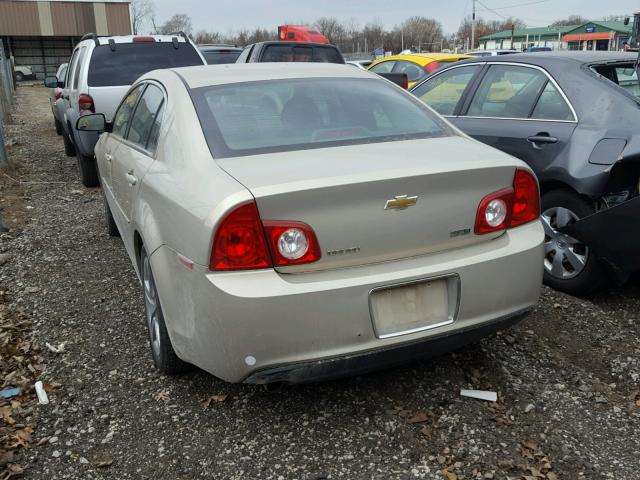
77, 63, 543, 383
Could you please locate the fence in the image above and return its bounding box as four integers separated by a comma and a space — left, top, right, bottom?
0, 38, 15, 166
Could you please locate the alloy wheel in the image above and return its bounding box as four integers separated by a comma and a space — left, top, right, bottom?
541, 206, 588, 280
142, 255, 161, 359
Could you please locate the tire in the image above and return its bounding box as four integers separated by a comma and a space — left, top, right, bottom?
54, 118, 63, 135
540, 189, 607, 296
140, 247, 189, 374
77, 153, 99, 188
14, 72, 23, 82
103, 194, 119, 237
63, 129, 76, 157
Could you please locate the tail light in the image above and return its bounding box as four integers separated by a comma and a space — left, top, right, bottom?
78, 94, 95, 113
401, 75, 409, 89
424, 61, 442, 74
210, 202, 321, 271
475, 168, 539, 234
54, 91, 62, 100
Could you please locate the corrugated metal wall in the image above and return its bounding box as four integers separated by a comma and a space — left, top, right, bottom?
8, 36, 76, 79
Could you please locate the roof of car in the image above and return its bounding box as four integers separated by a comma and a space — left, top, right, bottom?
172, 62, 373, 89
79, 34, 192, 46
457, 51, 638, 66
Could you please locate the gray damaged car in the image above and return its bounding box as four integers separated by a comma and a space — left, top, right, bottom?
411, 52, 640, 295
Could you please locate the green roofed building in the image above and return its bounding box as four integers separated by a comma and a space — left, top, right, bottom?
478, 21, 631, 52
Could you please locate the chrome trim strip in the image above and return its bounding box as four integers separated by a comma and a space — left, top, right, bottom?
368, 274, 461, 340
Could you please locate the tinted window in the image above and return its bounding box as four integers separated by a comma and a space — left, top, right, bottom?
127, 84, 165, 149
467, 65, 547, 118
73, 47, 87, 89
202, 50, 242, 65
412, 65, 480, 115
261, 45, 343, 63
531, 82, 574, 120
393, 60, 426, 83
88, 43, 203, 87
192, 78, 452, 158
58, 64, 68, 82
112, 85, 145, 137
370, 61, 396, 74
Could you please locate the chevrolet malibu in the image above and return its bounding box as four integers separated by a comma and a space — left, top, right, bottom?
76, 63, 543, 383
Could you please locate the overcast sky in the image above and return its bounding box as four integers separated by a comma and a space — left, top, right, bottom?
151, 0, 633, 35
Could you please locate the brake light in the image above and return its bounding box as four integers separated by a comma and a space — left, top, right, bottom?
54, 91, 62, 100
133, 36, 156, 43
210, 202, 322, 270
424, 61, 442, 74
210, 202, 272, 270
263, 221, 321, 266
510, 168, 540, 227
78, 94, 95, 113
474, 169, 539, 234
401, 75, 409, 89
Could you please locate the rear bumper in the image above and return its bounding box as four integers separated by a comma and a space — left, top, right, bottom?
244, 309, 529, 384
150, 220, 544, 383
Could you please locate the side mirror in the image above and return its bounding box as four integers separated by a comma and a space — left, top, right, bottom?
378, 72, 409, 89
624, 17, 630, 26
76, 113, 110, 132
44, 76, 59, 88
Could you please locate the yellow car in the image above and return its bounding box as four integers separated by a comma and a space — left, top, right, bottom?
368, 53, 473, 88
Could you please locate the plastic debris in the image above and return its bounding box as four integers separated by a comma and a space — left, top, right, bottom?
45, 342, 66, 354
460, 389, 497, 402
0, 387, 21, 399
35, 381, 49, 405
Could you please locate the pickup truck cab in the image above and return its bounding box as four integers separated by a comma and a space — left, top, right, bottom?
236, 41, 345, 64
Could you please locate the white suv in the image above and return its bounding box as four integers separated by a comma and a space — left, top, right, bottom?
45, 33, 205, 187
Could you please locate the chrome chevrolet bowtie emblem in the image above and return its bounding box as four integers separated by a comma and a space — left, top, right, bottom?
384, 195, 418, 210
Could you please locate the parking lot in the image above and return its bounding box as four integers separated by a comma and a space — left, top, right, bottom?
0, 85, 637, 479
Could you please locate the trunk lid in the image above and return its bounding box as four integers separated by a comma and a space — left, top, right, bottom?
216, 136, 520, 273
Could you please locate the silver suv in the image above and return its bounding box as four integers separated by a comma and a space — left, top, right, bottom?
45, 33, 205, 187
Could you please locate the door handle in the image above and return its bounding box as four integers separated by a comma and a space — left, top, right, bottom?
527, 134, 558, 145
126, 170, 137, 186
105, 153, 112, 162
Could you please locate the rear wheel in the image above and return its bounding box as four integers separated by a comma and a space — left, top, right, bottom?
78, 153, 99, 187
14, 72, 23, 82
140, 247, 189, 374
541, 189, 607, 295
54, 118, 63, 135
63, 129, 76, 157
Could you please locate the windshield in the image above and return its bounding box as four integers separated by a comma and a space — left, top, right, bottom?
88, 42, 203, 87
202, 50, 242, 65
191, 77, 453, 158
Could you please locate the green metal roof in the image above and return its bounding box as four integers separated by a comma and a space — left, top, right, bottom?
479, 25, 577, 41
480, 20, 632, 41
564, 21, 631, 35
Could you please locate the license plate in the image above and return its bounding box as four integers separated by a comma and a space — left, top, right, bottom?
369, 277, 457, 339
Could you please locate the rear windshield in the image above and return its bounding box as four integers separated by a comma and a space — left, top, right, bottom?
88, 42, 203, 87
191, 77, 452, 158
261, 45, 344, 64
202, 50, 242, 65
592, 63, 640, 98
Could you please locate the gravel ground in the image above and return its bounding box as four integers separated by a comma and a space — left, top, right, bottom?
1, 86, 639, 480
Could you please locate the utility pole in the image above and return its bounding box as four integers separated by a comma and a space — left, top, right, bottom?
471, 0, 476, 51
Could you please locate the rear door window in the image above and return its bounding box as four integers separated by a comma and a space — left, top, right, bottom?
411, 65, 480, 115
466, 64, 548, 118
126, 84, 165, 151
530, 82, 574, 120
112, 85, 145, 138
73, 46, 87, 89
65, 50, 78, 88
88, 42, 203, 87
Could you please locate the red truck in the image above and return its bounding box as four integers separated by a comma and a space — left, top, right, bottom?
278, 25, 329, 44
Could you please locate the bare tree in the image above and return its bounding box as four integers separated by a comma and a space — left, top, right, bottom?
193, 30, 222, 44
400, 16, 443, 52
551, 15, 588, 27
157, 14, 193, 35
130, 0, 155, 35
315, 17, 346, 45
